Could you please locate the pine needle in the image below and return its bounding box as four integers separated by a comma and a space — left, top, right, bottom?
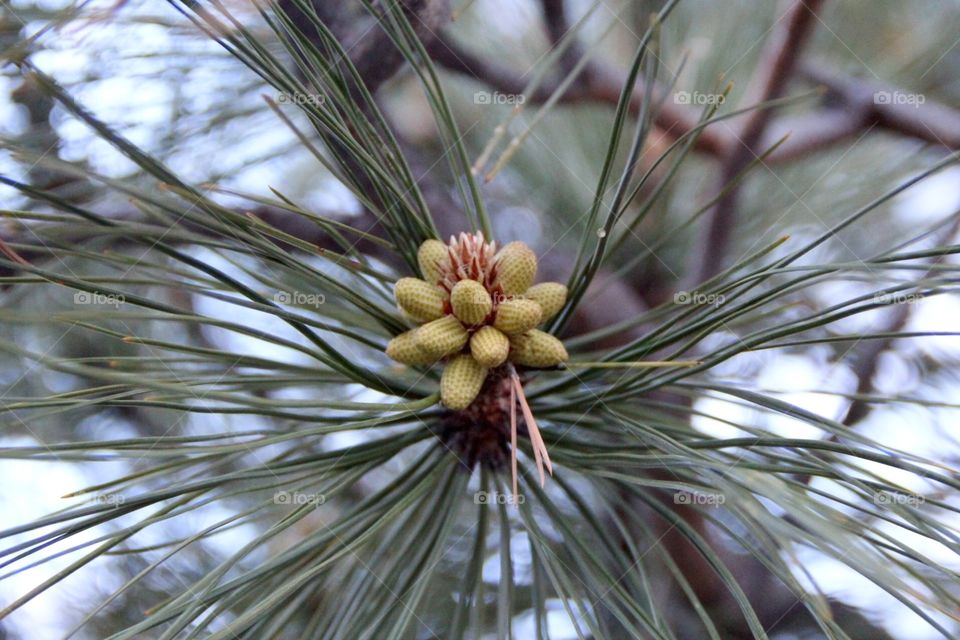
509, 365, 553, 491
563, 360, 702, 369
510, 376, 519, 502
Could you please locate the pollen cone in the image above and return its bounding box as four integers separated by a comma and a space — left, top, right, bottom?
395, 277, 445, 322
441, 355, 487, 409
509, 329, 568, 368
494, 299, 542, 335
495, 241, 537, 295
386, 329, 436, 366
415, 315, 469, 359
524, 282, 567, 321
450, 279, 492, 325
470, 326, 509, 368
417, 239, 449, 284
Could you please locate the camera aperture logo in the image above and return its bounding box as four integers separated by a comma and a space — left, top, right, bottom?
274, 290, 326, 307
674, 490, 725, 506
674, 91, 725, 105
474, 91, 525, 106
474, 490, 524, 505
274, 491, 326, 507
874, 291, 923, 305
277, 92, 325, 106
91, 493, 126, 507
873, 91, 924, 107
673, 290, 724, 306
74, 291, 125, 308
492, 291, 526, 305
875, 491, 924, 506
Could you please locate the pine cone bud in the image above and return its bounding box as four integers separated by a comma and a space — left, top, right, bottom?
524, 282, 567, 321
386, 329, 436, 366
450, 279, 493, 326
441, 354, 487, 410
395, 277, 446, 322
415, 315, 469, 359
493, 298, 542, 335
469, 325, 509, 368
509, 329, 568, 368
495, 241, 537, 295
417, 239, 449, 284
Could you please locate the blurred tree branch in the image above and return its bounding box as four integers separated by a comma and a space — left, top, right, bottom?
689, 0, 826, 285
425, 33, 731, 157
786, 211, 960, 495
799, 63, 960, 151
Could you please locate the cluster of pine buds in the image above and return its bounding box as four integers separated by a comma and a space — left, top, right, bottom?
387, 232, 569, 410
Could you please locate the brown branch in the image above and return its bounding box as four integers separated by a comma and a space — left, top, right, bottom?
738, 0, 828, 144
793, 213, 960, 486
800, 64, 960, 150
352, 0, 452, 93
0, 206, 391, 285
431, 1, 959, 177
426, 35, 538, 98
763, 109, 868, 163
425, 34, 731, 157
537, 0, 585, 80
583, 63, 731, 157
272, 0, 460, 258
640, 1, 826, 623
538, 0, 570, 46
690, 0, 827, 284
840, 307, 911, 425
278, 0, 452, 95
841, 215, 960, 427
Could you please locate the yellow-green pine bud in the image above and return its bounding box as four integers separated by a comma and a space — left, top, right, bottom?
450, 279, 493, 325
469, 326, 509, 368
509, 329, 568, 368
415, 315, 469, 359
524, 282, 567, 321
441, 354, 487, 410
386, 329, 436, 366
493, 298, 542, 335
418, 239, 449, 284
495, 241, 537, 295
395, 277, 446, 322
